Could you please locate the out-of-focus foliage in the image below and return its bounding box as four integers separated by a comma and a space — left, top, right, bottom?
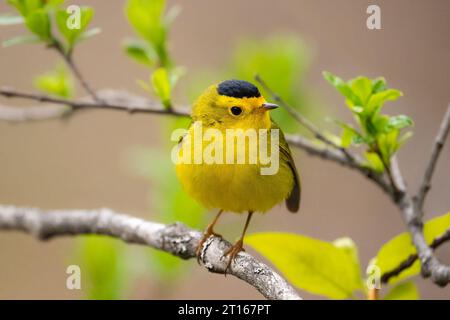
125, 144, 205, 282
323, 72, 413, 173
246, 233, 364, 299
33, 63, 73, 98
3, 0, 99, 50
125, 0, 171, 67
187, 36, 318, 133
232, 36, 313, 132
124, 0, 184, 109
371, 211, 450, 285
77, 236, 125, 300
123, 0, 201, 288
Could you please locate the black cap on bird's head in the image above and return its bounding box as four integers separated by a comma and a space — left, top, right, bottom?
217, 80, 261, 99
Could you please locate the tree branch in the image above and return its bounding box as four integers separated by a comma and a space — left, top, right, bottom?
286, 134, 393, 195
0, 204, 301, 300
396, 194, 450, 286
0, 87, 189, 118
415, 104, 450, 215
381, 228, 450, 284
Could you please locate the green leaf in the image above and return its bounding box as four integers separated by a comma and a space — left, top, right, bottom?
377, 130, 400, 164
3, 34, 39, 47
323, 71, 360, 105
398, 131, 413, 147
151, 67, 171, 108
7, 0, 42, 16
78, 27, 101, 42
341, 126, 355, 148
373, 115, 390, 133
34, 64, 74, 98
366, 89, 402, 114
374, 212, 450, 284
246, 232, 364, 299
44, 0, 65, 7
364, 151, 384, 173
372, 77, 387, 93
337, 122, 365, 146
25, 9, 52, 41
0, 14, 24, 25
56, 6, 94, 49
333, 237, 362, 279
123, 39, 155, 66
6, 0, 28, 16
384, 281, 419, 300
125, 0, 169, 66
350, 76, 373, 106
387, 115, 413, 130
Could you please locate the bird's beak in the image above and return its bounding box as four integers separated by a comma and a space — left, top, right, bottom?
261, 102, 279, 111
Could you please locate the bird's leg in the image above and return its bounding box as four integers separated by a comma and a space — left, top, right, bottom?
196, 209, 224, 263
224, 211, 254, 274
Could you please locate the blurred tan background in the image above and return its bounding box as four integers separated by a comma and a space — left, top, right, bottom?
0, 0, 449, 299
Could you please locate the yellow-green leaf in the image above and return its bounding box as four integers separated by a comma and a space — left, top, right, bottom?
246, 232, 364, 299
25, 9, 51, 41
364, 151, 384, 173
373, 212, 450, 284
366, 89, 402, 114
384, 281, 419, 300
33, 64, 74, 98
350, 76, 373, 106
323, 71, 360, 105
123, 39, 155, 66
56, 6, 94, 48
125, 0, 168, 65
151, 67, 171, 108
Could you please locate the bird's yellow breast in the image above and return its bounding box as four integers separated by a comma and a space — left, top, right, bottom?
175, 124, 294, 213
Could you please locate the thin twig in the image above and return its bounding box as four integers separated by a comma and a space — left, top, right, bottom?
0, 205, 301, 300
52, 41, 101, 102
415, 104, 450, 215
287, 134, 393, 195
390, 156, 407, 192
255, 74, 355, 162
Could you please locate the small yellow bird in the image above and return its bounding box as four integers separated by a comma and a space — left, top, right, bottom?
176, 80, 300, 271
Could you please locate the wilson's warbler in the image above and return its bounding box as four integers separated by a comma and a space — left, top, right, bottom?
176, 80, 300, 271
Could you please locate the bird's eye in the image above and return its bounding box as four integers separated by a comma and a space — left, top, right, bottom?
230, 106, 242, 116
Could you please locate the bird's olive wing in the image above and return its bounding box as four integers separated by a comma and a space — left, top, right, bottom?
273, 122, 301, 213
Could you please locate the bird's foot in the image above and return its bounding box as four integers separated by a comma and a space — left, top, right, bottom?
223, 239, 244, 275
196, 228, 222, 264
